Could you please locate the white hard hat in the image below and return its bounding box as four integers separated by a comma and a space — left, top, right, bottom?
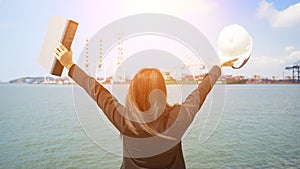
218, 24, 253, 69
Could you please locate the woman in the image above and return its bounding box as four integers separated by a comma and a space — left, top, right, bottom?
55, 43, 237, 169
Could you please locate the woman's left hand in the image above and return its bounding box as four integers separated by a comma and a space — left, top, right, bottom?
221, 58, 238, 67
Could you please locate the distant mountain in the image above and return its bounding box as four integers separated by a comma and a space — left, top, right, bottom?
8, 76, 74, 84
9, 77, 56, 84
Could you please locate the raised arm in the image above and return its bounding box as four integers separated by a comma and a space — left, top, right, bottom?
180, 58, 238, 123
55, 44, 124, 132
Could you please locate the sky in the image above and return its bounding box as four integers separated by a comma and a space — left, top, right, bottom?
0, 0, 300, 82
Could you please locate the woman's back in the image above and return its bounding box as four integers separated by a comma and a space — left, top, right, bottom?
120, 104, 185, 168
122, 141, 185, 169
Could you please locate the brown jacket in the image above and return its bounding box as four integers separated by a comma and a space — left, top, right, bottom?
69, 65, 221, 169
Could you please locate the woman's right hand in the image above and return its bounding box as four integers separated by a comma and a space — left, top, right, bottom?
55, 43, 74, 70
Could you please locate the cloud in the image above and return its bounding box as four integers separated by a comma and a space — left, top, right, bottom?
247, 49, 299, 78
285, 46, 295, 53
252, 55, 285, 65
287, 50, 300, 61
284, 46, 300, 63
253, 46, 300, 66
256, 0, 300, 27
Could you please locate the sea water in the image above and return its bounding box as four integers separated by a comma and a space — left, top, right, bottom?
0, 84, 299, 168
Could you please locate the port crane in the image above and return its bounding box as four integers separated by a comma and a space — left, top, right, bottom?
285, 60, 300, 83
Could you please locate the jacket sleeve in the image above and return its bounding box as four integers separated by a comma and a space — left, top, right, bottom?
180, 65, 221, 123
68, 64, 124, 132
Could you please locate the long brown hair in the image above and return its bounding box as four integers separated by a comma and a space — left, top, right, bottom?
125, 68, 169, 137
